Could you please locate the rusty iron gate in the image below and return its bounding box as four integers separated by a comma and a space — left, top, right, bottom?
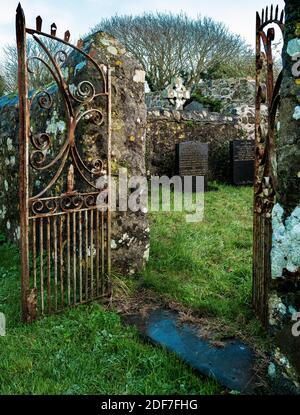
253, 5, 285, 327
16, 4, 112, 322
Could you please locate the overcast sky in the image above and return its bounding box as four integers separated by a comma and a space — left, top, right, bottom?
0, 0, 285, 52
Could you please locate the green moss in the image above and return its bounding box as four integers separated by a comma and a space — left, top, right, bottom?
185, 120, 197, 128
191, 89, 223, 113
111, 160, 119, 174
119, 160, 131, 170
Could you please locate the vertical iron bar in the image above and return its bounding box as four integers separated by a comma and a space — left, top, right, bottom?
106, 68, 112, 293
67, 213, 71, 305
101, 211, 105, 294
90, 209, 94, 298
73, 211, 77, 304
40, 218, 44, 314
32, 218, 37, 288
96, 209, 100, 296
53, 217, 58, 311
16, 3, 31, 321
47, 217, 51, 312
79, 211, 83, 303
85, 210, 89, 300
253, 11, 262, 321
59, 216, 64, 308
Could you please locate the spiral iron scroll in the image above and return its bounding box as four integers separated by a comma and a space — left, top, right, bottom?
30, 193, 99, 217
26, 29, 109, 200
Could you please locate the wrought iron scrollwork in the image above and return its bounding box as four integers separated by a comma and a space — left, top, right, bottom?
255, 5, 285, 218
30, 192, 99, 217
25, 22, 109, 200
17, 4, 112, 322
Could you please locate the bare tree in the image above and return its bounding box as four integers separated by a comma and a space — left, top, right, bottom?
92, 13, 255, 91
2, 38, 69, 94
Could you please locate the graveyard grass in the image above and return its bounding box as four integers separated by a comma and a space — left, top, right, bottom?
140, 183, 257, 329
0, 239, 220, 394
133, 182, 267, 346
0, 183, 267, 394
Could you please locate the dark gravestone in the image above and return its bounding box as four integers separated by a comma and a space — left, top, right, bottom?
230, 140, 255, 185
176, 142, 209, 191
122, 309, 257, 393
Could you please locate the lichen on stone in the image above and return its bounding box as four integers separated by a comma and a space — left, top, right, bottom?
274, 348, 299, 388
271, 203, 300, 277
143, 247, 150, 261
269, 293, 287, 326
107, 46, 118, 56
293, 105, 300, 120
6, 138, 13, 152
287, 38, 300, 57
46, 111, 66, 135
110, 240, 117, 250
133, 70, 145, 83
268, 362, 276, 378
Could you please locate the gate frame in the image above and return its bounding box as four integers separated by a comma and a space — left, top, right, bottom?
253, 5, 285, 327
16, 3, 112, 322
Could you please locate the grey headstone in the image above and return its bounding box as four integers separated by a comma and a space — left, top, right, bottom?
230, 140, 255, 185
176, 142, 209, 177
176, 142, 209, 191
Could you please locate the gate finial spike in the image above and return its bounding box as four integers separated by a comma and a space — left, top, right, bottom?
36, 15, 42, 32
256, 11, 261, 28
265, 6, 269, 22
262, 8, 265, 23
89, 47, 95, 58
280, 9, 284, 23
64, 30, 70, 42
16, 2, 25, 44
270, 4, 273, 21
77, 39, 84, 49
51, 23, 57, 36
16, 3, 25, 21
275, 5, 279, 20
17, 2, 22, 11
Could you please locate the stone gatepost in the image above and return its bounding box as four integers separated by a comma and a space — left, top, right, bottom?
268, 0, 300, 393
0, 31, 149, 275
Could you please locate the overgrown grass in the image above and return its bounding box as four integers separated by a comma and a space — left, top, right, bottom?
0, 183, 266, 394
0, 242, 220, 395
139, 183, 265, 340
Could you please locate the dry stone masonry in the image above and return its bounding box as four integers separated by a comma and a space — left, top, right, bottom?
145, 77, 267, 181
198, 77, 267, 140
146, 109, 241, 181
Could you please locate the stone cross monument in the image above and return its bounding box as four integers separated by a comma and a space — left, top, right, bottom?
163, 77, 190, 110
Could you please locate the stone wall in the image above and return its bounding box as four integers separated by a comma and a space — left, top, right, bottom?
194, 78, 268, 141
145, 78, 268, 180
0, 31, 149, 275
146, 108, 248, 182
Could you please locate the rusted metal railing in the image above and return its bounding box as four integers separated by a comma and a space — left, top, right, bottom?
253, 4, 285, 327
16, 3, 112, 322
